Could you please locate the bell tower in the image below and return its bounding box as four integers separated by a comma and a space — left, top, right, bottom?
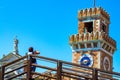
69, 7, 116, 72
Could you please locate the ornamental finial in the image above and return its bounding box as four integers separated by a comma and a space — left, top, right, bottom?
93, 0, 96, 7
13, 36, 19, 55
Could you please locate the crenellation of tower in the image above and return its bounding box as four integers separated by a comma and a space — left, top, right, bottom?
69, 31, 116, 49
78, 7, 110, 22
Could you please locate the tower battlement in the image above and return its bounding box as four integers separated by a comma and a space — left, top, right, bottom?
69, 31, 116, 55
69, 31, 116, 48
78, 7, 110, 22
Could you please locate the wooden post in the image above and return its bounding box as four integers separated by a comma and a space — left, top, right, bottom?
57, 60, 62, 80
1, 66, 5, 80
27, 55, 32, 80
92, 68, 98, 80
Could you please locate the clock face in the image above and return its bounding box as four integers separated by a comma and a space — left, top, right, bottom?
103, 57, 110, 71
79, 54, 93, 67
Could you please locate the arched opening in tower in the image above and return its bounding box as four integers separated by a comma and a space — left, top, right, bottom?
102, 24, 106, 32
84, 22, 93, 33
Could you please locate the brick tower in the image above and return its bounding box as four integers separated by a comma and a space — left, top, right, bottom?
69, 7, 116, 72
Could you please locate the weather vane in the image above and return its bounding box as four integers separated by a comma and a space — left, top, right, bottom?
94, 0, 96, 7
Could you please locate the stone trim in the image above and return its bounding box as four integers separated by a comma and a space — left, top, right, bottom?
72, 48, 113, 57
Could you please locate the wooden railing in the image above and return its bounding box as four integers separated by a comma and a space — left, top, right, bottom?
0, 55, 120, 80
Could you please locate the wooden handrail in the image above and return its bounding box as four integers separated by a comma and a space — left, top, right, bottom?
60, 60, 93, 70
62, 70, 92, 79
32, 55, 58, 62
62, 67, 92, 75
62, 73, 92, 80
4, 64, 27, 75
95, 68, 120, 76
3, 55, 27, 67
1, 55, 120, 80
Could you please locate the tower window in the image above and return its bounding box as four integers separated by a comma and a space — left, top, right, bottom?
84, 22, 93, 33
102, 24, 106, 32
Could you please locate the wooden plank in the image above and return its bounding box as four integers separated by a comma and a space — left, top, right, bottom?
7, 72, 26, 80
62, 70, 92, 79
4, 64, 27, 75
63, 67, 92, 76
62, 73, 92, 80
92, 68, 98, 80
32, 55, 58, 62
3, 56, 27, 67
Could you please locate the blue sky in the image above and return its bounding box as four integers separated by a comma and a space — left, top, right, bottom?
0, 0, 120, 72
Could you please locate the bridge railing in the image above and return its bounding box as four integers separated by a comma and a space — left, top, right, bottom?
0, 55, 27, 80
0, 55, 120, 80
